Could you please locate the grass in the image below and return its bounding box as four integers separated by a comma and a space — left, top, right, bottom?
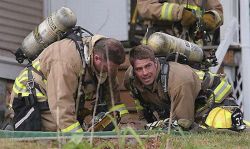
1, 130, 250, 149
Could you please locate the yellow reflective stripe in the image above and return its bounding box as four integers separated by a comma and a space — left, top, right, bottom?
17, 71, 28, 82
14, 82, 45, 97
120, 108, 129, 116
17, 70, 28, 83
13, 83, 26, 93
134, 99, 144, 111
32, 60, 40, 71
160, 3, 174, 21
18, 76, 28, 84
160, 3, 167, 20
15, 79, 26, 90
243, 120, 250, 127
182, 4, 201, 17
215, 84, 232, 103
213, 79, 232, 103
76, 128, 84, 132
61, 122, 83, 132
36, 91, 45, 97
182, 4, 201, 11
13, 88, 29, 96
195, 71, 205, 80
13, 85, 29, 96
32, 60, 47, 85
109, 104, 129, 116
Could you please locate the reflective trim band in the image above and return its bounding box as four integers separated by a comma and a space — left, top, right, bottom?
17, 71, 28, 82
182, 4, 201, 17
36, 89, 45, 97
195, 71, 205, 80
13, 84, 29, 96
15, 80, 26, 91
182, 4, 201, 11
13, 80, 45, 98
76, 128, 84, 132
61, 122, 83, 132
15, 107, 35, 129
135, 99, 144, 111
32, 60, 41, 71
160, 3, 174, 20
212, 79, 232, 103
208, 72, 217, 77
243, 120, 250, 127
109, 104, 129, 116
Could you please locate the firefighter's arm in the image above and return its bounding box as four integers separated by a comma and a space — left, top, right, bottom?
137, 0, 184, 21
202, 0, 223, 31
46, 60, 83, 132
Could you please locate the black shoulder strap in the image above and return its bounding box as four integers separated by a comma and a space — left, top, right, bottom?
66, 32, 85, 65
65, 27, 90, 125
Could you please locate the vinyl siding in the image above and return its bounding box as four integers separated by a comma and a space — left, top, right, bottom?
0, 0, 43, 79
0, 0, 43, 57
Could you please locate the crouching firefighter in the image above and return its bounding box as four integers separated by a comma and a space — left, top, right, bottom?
9, 28, 128, 132
124, 45, 246, 132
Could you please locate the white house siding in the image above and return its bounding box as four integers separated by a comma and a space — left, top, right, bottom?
0, 0, 43, 80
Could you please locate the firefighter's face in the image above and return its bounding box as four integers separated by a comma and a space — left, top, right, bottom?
133, 58, 157, 86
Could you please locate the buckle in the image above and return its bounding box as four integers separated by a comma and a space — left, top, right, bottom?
26, 78, 35, 92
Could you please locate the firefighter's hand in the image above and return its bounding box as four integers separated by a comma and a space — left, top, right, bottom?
202, 12, 217, 31
181, 9, 197, 27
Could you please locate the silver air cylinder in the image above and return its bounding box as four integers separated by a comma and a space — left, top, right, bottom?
20, 7, 77, 60
147, 32, 204, 62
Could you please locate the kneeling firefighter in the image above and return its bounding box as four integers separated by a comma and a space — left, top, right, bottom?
6, 7, 128, 132
147, 32, 247, 131
124, 34, 246, 132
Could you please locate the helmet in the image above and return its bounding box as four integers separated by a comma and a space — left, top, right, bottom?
205, 107, 232, 128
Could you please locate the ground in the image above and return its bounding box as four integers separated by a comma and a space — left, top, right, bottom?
1, 129, 250, 149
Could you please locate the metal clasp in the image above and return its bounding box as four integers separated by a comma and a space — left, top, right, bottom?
26, 78, 35, 93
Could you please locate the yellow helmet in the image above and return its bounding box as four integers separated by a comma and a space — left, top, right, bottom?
205, 107, 232, 128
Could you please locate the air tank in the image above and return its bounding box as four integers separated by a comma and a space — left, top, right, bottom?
18, 7, 77, 61
147, 32, 204, 62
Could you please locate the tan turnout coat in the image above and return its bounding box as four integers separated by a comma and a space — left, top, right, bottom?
11, 35, 121, 131
124, 61, 201, 122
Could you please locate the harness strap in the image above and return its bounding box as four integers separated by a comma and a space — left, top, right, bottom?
129, 78, 157, 123
26, 64, 49, 111
26, 64, 37, 106
66, 29, 88, 125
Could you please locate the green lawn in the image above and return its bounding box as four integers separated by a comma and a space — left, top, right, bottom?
1, 130, 250, 149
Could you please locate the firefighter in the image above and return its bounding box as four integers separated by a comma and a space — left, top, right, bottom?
10, 35, 129, 132
124, 45, 245, 131
136, 0, 223, 45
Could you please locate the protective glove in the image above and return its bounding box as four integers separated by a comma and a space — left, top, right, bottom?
202, 12, 217, 31
181, 9, 197, 27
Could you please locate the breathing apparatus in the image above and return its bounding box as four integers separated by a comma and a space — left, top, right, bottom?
15, 7, 77, 63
